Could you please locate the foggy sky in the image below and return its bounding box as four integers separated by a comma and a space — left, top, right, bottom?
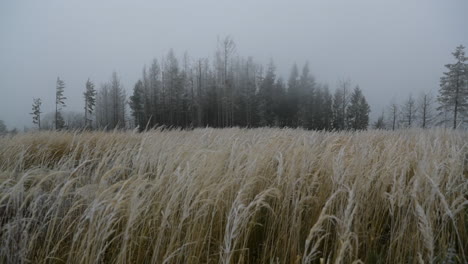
1, 0, 467, 130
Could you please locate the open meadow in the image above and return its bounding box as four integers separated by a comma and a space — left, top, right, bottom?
0, 128, 467, 263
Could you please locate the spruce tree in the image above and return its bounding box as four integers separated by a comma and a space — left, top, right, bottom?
318, 85, 334, 130
30, 98, 42, 129
55, 77, 66, 130
258, 61, 276, 126
332, 88, 344, 130
287, 63, 300, 127
437, 45, 468, 129
129, 80, 146, 130
297, 63, 315, 129
347, 86, 370, 130
84, 79, 96, 128
357, 90, 371, 129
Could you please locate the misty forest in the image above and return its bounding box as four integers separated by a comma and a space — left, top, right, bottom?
0, 1, 467, 264
13, 42, 468, 133
26, 38, 372, 133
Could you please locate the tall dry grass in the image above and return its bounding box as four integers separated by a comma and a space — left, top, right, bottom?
0, 128, 466, 264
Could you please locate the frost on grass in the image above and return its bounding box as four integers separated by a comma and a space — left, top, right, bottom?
0, 128, 467, 264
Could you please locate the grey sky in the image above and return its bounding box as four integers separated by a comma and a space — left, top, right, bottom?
1, 0, 467, 129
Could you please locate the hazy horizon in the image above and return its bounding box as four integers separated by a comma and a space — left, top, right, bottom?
1, 0, 467, 129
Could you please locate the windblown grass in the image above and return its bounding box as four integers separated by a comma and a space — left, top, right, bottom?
0, 128, 466, 263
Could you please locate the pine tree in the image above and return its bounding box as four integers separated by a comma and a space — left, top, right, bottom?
181, 53, 193, 128
95, 84, 110, 129
84, 79, 96, 128
272, 77, 288, 127
287, 63, 300, 127
318, 85, 334, 130
347, 86, 370, 130
437, 45, 468, 129
217, 36, 236, 127
332, 88, 344, 130
165, 50, 185, 127
310, 86, 325, 130
357, 90, 371, 129
141, 66, 152, 125
258, 61, 276, 126
148, 59, 161, 126
240, 57, 258, 127
297, 63, 315, 129
347, 86, 361, 130
55, 77, 66, 130
109, 72, 126, 129
194, 59, 206, 127
129, 80, 145, 130
30, 98, 42, 129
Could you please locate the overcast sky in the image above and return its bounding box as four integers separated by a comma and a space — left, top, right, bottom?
1, 0, 467, 129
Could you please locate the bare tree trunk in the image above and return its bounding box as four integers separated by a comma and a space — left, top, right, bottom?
453, 75, 460, 129
422, 95, 427, 129
55, 101, 58, 130
197, 60, 203, 127
84, 96, 88, 128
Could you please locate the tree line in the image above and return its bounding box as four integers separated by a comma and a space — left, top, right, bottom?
127, 45, 370, 131
27, 40, 467, 132
28, 37, 371, 131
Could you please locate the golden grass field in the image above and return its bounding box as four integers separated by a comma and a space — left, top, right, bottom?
0, 128, 467, 264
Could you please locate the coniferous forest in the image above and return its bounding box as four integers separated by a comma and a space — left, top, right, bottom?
28, 37, 371, 132
19, 41, 468, 134
126, 41, 370, 131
